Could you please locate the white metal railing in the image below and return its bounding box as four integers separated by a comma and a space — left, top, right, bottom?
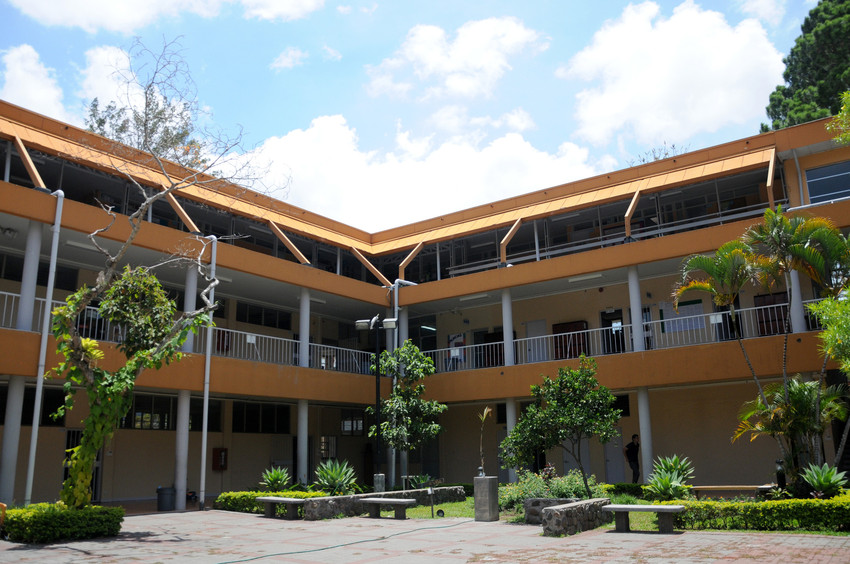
514, 325, 635, 365
309, 343, 372, 374
195, 326, 298, 365
425, 341, 505, 373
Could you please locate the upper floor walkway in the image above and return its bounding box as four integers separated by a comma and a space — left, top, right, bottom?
0, 289, 823, 378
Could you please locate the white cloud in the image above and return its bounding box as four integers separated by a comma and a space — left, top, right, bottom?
560, 1, 783, 147
78, 46, 136, 107
271, 47, 309, 70
430, 106, 535, 139
254, 115, 610, 231
7, 0, 223, 33
367, 17, 547, 100
0, 44, 78, 124
7, 0, 322, 32
360, 3, 377, 15
337, 5, 352, 15
323, 45, 342, 61
738, 0, 786, 27
241, 0, 324, 21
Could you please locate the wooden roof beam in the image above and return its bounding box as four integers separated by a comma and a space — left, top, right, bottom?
13, 136, 45, 189
624, 190, 642, 239
268, 221, 311, 265
499, 218, 522, 264
350, 246, 392, 287
163, 190, 199, 233
398, 241, 424, 281
766, 147, 776, 209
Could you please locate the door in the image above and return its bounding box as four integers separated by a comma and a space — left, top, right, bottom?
601, 309, 625, 354
604, 428, 626, 484
524, 319, 548, 363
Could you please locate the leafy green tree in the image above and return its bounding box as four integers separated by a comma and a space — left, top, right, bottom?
499, 356, 620, 497
52, 267, 208, 508
762, 0, 850, 131
368, 340, 447, 457
827, 90, 850, 145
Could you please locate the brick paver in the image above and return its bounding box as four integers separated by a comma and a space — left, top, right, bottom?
1, 510, 848, 563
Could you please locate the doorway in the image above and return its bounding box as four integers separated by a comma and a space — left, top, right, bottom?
601, 309, 625, 354
604, 428, 626, 484
524, 319, 548, 363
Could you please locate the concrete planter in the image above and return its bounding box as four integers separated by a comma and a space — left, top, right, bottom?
473, 476, 499, 522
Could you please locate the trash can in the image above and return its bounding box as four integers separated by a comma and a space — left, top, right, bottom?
156, 486, 176, 511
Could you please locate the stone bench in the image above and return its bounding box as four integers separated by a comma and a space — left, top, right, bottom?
360, 497, 417, 520
602, 504, 684, 534
255, 497, 306, 520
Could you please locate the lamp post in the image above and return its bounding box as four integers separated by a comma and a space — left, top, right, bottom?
356, 314, 397, 480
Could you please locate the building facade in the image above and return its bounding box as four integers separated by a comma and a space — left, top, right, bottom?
1, 99, 849, 507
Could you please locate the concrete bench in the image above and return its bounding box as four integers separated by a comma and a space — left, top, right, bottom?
360, 497, 417, 520
255, 496, 306, 520
602, 504, 684, 534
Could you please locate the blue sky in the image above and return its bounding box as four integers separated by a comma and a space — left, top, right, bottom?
0, 0, 818, 231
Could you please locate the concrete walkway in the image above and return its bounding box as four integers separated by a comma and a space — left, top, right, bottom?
1, 509, 849, 563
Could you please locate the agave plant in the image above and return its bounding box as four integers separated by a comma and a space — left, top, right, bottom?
800, 463, 847, 499
653, 455, 695, 483
259, 466, 291, 491
646, 469, 689, 501
314, 459, 358, 496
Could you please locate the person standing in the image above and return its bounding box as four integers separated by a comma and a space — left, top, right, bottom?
624, 434, 640, 483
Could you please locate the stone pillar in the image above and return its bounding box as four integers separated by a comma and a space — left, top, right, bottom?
501, 288, 514, 366
637, 387, 653, 484
505, 398, 518, 483
474, 476, 499, 521
628, 266, 645, 352
0, 221, 43, 504
299, 288, 310, 368
789, 270, 806, 334
297, 399, 309, 484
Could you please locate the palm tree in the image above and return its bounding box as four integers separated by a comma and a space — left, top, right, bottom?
674, 240, 773, 409
744, 206, 835, 401
734, 377, 848, 483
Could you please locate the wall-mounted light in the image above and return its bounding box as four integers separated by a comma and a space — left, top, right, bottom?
459, 293, 488, 302
568, 273, 602, 283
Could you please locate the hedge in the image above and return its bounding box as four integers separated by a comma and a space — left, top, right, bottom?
1, 503, 125, 544
664, 493, 850, 531
214, 490, 327, 515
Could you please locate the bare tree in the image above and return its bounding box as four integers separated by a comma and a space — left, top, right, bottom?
53, 37, 274, 508
627, 141, 689, 167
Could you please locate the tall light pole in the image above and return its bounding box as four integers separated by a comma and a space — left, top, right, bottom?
356, 314, 396, 479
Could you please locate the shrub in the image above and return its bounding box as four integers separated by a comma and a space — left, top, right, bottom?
498, 468, 603, 510
313, 459, 358, 496
602, 483, 646, 498
800, 463, 847, 499
259, 466, 291, 491
669, 493, 850, 531
213, 490, 326, 514
2, 503, 124, 544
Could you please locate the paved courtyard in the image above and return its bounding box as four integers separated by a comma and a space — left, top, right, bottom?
1, 509, 849, 563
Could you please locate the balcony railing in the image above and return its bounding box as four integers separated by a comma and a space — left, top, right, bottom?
0, 290, 826, 376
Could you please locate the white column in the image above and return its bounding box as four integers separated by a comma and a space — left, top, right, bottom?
505, 398, 518, 483
16, 221, 42, 331
299, 288, 310, 368
1, 221, 43, 504
637, 388, 653, 484
174, 390, 190, 510
297, 399, 309, 484
628, 266, 645, 352
501, 289, 515, 366
789, 270, 806, 334
398, 307, 409, 347
174, 268, 198, 510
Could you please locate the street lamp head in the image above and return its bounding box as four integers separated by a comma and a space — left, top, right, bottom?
355, 319, 372, 331
381, 317, 398, 329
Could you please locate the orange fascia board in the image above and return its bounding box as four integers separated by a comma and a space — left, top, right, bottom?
368, 149, 776, 256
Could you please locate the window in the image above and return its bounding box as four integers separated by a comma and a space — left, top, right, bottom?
118, 393, 222, 431
232, 401, 290, 433
614, 395, 630, 417
0, 385, 66, 426
236, 302, 291, 330
320, 436, 337, 459
341, 409, 364, 436
807, 161, 850, 204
